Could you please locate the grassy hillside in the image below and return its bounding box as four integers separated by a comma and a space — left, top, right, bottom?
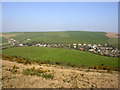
11, 31, 108, 44
107, 38, 120, 49
2, 47, 118, 67
1, 37, 8, 44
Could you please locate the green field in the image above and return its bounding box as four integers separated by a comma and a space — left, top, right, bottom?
107, 38, 120, 49
0, 37, 11, 47
1, 37, 8, 44
10, 31, 108, 44
2, 47, 118, 67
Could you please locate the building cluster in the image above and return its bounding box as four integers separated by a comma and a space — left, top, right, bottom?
8, 38, 19, 46
8, 38, 120, 57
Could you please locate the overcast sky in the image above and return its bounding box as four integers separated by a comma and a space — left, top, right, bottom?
2, 2, 118, 33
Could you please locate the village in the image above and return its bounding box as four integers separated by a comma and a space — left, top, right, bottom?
5, 38, 120, 57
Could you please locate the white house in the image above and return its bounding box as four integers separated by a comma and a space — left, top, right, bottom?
74, 45, 76, 49
83, 44, 87, 46
73, 43, 77, 46
87, 44, 92, 47
43, 44, 47, 47
89, 49, 94, 52
36, 44, 40, 46
19, 43, 23, 47
78, 44, 82, 46
27, 39, 31, 41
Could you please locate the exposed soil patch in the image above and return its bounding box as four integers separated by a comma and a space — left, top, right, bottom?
2, 35, 16, 39
1, 60, 119, 88
106, 32, 120, 38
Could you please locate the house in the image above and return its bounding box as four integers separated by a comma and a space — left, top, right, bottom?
36, 44, 40, 46
98, 44, 102, 47
78, 44, 82, 46
73, 43, 77, 48
68, 44, 71, 48
105, 43, 108, 46
13, 40, 16, 42
27, 39, 31, 41
106, 47, 109, 50
87, 44, 92, 47
74, 45, 77, 49
83, 44, 87, 46
16, 42, 19, 44
40, 44, 43, 47
98, 49, 101, 52
19, 43, 23, 47
43, 44, 47, 47
79, 47, 83, 50
58, 44, 61, 46
73, 43, 77, 46
89, 49, 94, 52
54, 44, 57, 47
46, 44, 49, 47
93, 44, 97, 48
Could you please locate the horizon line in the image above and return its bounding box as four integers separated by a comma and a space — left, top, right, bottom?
2, 30, 118, 33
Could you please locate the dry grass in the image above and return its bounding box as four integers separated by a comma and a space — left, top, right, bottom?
1, 60, 119, 88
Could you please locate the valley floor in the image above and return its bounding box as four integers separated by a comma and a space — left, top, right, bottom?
1, 60, 119, 88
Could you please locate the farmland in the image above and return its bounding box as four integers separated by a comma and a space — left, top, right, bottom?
2, 31, 119, 48
107, 38, 119, 49
9, 31, 108, 44
2, 47, 118, 67
1, 37, 8, 44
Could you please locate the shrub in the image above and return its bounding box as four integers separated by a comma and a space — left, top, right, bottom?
23, 59, 31, 65
55, 61, 63, 65
94, 66, 99, 69
17, 59, 23, 63
38, 61, 44, 65
89, 66, 94, 69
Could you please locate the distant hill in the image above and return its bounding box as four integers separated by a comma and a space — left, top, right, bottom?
4, 31, 108, 44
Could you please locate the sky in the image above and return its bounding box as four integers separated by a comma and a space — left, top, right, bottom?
2, 2, 118, 33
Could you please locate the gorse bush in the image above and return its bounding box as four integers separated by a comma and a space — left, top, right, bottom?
89, 64, 112, 71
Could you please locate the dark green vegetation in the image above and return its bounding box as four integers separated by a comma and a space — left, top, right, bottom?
10, 31, 108, 44
2, 47, 118, 67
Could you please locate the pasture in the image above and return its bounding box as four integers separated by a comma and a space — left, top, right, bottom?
2, 47, 118, 67
10, 31, 108, 44
107, 38, 119, 49
2, 37, 8, 44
